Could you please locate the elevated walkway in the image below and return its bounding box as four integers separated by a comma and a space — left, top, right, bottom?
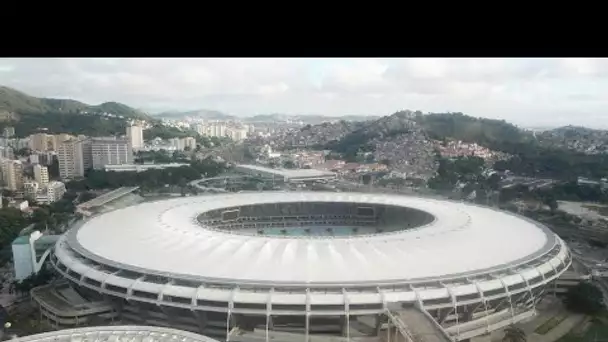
386, 306, 452, 342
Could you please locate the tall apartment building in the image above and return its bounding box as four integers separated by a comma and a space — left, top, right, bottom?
57, 139, 88, 179
201, 123, 227, 138
1, 159, 24, 191
91, 137, 133, 169
226, 127, 248, 141
33, 164, 49, 186
29, 133, 50, 152
29, 133, 73, 152
3, 127, 15, 138
126, 124, 144, 150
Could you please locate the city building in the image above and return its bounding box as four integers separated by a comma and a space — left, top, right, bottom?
29, 154, 40, 164
169, 137, 196, 151
91, 137, 133, 170
29, 133, 74, 152
126, 124, 144, 150
46, 193, 570, 341
29, 133, 50, 152
235, 164, 336, 183
226, 126, 248, 141
23, 182, 39, 200
57, 138, 89, 179
42, 181, 66, 203
3, 126, 15, 138
12, 230, 58, 281
1, 159, 24, 191
0, 146, 13, 160
34, 164, 49, 186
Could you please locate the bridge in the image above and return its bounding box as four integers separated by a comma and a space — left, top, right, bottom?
385, 305, 452, 342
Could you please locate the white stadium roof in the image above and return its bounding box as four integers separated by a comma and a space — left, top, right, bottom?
68, 192, 556, 286
11, 326, 218, 342
235, 164, 335, 181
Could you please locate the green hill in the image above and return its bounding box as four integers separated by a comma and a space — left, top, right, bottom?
0, 86, 150, 120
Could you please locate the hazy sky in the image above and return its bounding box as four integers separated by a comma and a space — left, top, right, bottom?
1, 58, 607, 127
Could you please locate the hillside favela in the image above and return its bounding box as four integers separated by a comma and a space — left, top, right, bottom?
0, 58, 607, 342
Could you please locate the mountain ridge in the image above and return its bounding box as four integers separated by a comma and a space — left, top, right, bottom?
0, 86, 150, 120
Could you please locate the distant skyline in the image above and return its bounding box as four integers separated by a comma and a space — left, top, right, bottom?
1, 58, 608, 128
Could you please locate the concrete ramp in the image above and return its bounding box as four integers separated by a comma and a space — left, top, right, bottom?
386, 307, 452, 342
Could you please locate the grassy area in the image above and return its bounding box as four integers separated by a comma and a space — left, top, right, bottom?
536, 311, 569, 334
558, 312, 608, 342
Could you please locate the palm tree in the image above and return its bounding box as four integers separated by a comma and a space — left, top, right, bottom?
502, 325, 526, 342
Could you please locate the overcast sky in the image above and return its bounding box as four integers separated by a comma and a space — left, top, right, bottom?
1, 58, 607, 128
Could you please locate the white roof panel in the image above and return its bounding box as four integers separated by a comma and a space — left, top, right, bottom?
71, 192, 555, 286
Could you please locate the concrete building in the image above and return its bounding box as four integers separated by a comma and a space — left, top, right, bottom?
57, 139, 89, 179
169, 137, 196, 151
91, 137, 133, 170
235, 164, 336, 183
12, 230, 58, 281
48, 193, 571, 341
34, 164, 49, 186
126, 124, 144, 150
29, 133, 74, 152
1, 159, 23, 191
103, 163, 189, 172
3, 126, 15, 138
29, 133, 50, 152
23, 181, 39, 200
37, 181, 66, 204
226, 126, 248, 141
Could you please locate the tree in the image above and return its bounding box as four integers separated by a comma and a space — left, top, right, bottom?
565, 282, 604, 314
502, 325, 526, 342
282, 160, 296, 169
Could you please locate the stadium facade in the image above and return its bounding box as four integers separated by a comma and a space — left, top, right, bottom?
45, 192, 571, 342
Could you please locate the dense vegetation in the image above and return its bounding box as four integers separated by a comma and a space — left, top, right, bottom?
494, 149, 608, 180
565, 282, 604, 314
415, 112, 533, 147
0, 86, 149, 120
66, 158, 226, 191
0, 208, 28, 250
0, 111, 127, 137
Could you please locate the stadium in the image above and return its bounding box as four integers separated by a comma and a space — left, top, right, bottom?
9, 326, 218, 342
46, 192, 571, 342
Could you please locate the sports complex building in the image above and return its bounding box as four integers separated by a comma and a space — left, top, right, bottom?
9, 326, 218, 342
39, 192, 571, 342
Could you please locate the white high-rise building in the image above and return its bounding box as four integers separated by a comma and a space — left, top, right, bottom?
1, 159, 24, 191
91, 137, 133, 169
57, 139, 88, 180
33, 164, 49, 186
126, 124, 144, 150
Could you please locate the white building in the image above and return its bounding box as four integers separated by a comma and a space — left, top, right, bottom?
91, 137, 133, 170
23, 181, 39, 200
57, 138, 89, 179
12, 231, 58, 281
126, 124, 144, 150
39, 181, 66, 203
34, 164, 49, 186
103, 163, 190, 172
1, 159, 23, 191
226, 127, 248, 141
169, 137, 196, 151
